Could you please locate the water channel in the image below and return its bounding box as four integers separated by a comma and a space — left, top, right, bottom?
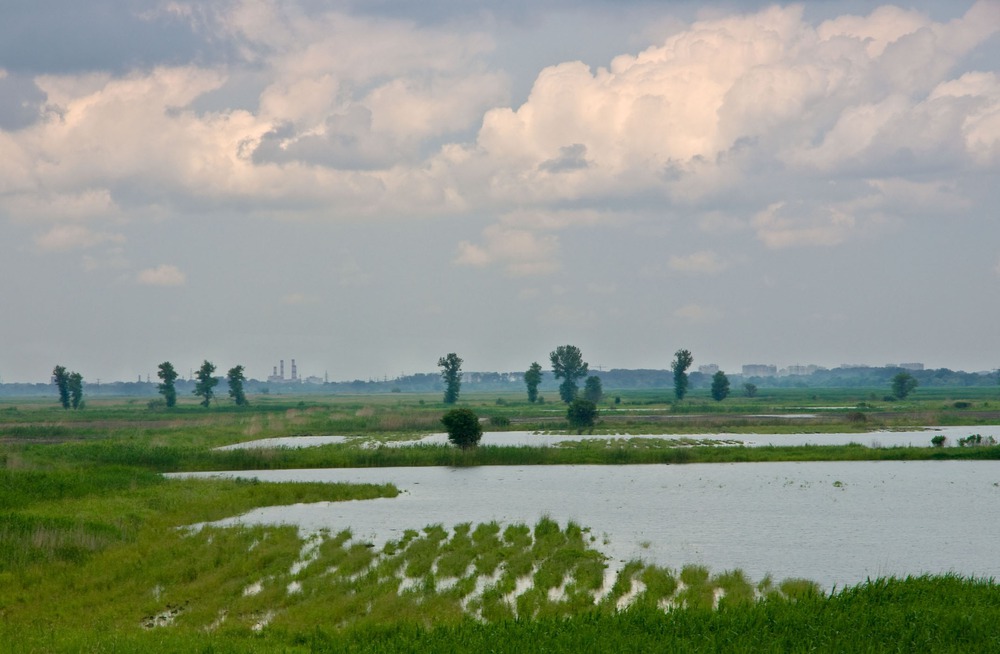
176, 460, 1000, 590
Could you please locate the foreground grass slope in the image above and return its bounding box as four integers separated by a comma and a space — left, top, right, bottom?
3, 465, 999, 652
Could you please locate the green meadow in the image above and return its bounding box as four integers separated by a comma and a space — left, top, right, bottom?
2, 387, 1000, 651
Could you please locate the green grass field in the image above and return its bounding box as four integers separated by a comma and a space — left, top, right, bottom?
2, 388, 1000, 651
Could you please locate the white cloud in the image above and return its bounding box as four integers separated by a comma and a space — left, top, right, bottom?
752, 202, 856, 249
668, 250, 728, 275
35, 224, 124, 252
450, 1, 1000, 233
0, 0, 997, 261
335, 258, 371, 288
136, 264, 186, 286
673, 304, 723, 323
456, 222, 560, 276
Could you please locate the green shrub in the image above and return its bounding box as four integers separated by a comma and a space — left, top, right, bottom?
441, 408, 483, 449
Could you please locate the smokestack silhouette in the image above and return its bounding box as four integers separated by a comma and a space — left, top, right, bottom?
280, 360, 285, 379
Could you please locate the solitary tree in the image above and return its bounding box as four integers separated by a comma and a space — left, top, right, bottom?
567, 398, 598, 433
68, 371, 84, 409
550, 345, 589, 404
891, 371, 918, 400
524, 362, 543, 403
227, 365, 248, 406
711, 370, 730, 402
743, 382, 758, 398
438, 353, 463, 404
583, 375, 603, 404
441, 408, 482, 449
193, 360, 218, 408
157, 361, 179, 407
672, 349, 694, 400
52, 365, 70, 409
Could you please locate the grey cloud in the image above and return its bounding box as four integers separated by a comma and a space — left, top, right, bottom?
0, 73, 46, 130
252, 108, 399, 170
539, 144, 589, 173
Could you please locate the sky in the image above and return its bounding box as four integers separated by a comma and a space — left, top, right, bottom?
2, 0, 999, 384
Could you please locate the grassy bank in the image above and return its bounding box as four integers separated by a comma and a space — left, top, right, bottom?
10, 438, 1000, 473
4, 504, 999, 652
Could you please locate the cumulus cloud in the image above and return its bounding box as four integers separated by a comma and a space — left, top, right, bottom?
136, 264, 186, 286
455, 1, 1000, 237
0, 0, 997, 261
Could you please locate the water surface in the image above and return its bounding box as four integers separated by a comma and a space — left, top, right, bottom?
177, 461, 1000, 590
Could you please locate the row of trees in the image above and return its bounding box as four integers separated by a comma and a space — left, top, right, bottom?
439, 346, 922, 418
167, 360, 247, 408
53, 361, 249, 409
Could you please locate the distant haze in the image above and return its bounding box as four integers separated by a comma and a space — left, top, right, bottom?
1, 1, 999, 383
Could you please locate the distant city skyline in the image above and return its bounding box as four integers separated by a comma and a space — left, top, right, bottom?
2, 1, 998, 385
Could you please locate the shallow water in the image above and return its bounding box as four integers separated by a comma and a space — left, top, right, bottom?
215, 435, 350, 450
220, 425, 1000, 450
176, 460, 1000, 590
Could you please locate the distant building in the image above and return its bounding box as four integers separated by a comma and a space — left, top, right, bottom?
267, 359, 301, 384
898, 363, 924, 371
742, 364, 777, 377
698, 364, 719, 375
780, 364, 826, 376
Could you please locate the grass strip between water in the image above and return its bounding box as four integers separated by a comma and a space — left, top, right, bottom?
14, 440, 1000, 472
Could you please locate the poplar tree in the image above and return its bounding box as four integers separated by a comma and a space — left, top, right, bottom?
672, 349, 694, 400
193, 360, 218, 408
157, 361, 179, 407
524, 362, 543, 403
68, 372, 84, 409
550, 345, 589, 404
438, 353, 463, 404
52, 365, 70, 409
227, 365, 248, 406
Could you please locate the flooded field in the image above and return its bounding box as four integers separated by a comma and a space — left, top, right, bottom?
217, 425, 1000, 450
176, 460, 1000, 590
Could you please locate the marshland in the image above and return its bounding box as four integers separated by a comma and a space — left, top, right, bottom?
3, 386, 1000, 651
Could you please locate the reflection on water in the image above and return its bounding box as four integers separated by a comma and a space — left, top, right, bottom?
175, 461, 1000, 590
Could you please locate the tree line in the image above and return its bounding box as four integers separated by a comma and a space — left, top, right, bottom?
436, 345, 716, 440
51, 360, 250, 409
159, 360, 248, 408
